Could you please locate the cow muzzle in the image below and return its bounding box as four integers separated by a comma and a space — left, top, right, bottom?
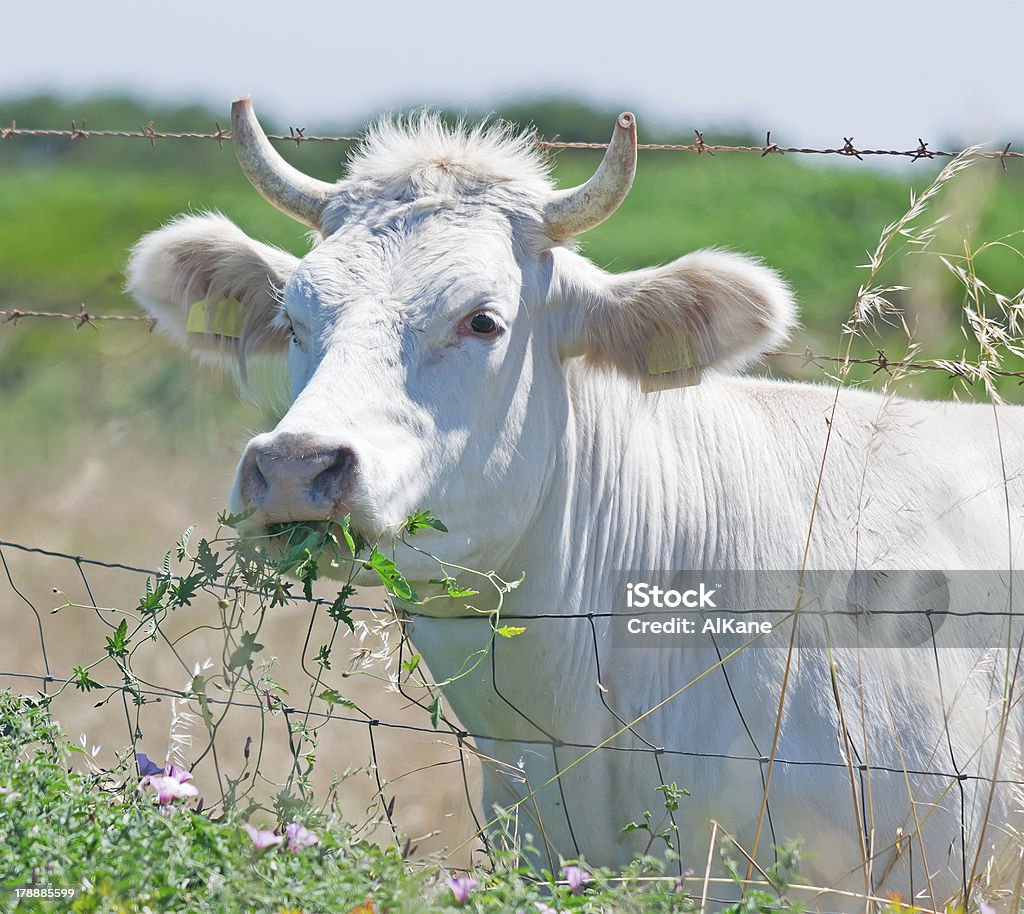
234, 432, 357, 525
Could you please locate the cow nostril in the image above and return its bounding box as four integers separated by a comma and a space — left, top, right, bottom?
239, 450, 270, 508
241, 436, 356, 518
309, 447, 355, 507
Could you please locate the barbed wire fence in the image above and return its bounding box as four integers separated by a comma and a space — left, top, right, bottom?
3, 307, 1022, 389
1, 120, 1021, 165
1, 120, 1023, 913
2, 117, 1021, 387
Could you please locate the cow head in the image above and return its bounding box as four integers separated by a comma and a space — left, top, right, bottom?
128, 98, 794, 587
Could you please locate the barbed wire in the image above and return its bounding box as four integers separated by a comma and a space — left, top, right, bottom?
0, 306, 155, 329
770, 348, 1024, 383
3, 306, 1022, 384
1, 120, 1020, 164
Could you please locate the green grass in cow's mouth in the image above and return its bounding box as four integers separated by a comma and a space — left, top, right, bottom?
261, 519, 369, 567
256, 512, 452, 605
236, 519, 373, 601
264, 520, 334, 541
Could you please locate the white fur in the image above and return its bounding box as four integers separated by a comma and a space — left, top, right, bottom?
128, 115, 1024, 907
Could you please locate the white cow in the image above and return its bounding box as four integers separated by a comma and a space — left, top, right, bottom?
129, 98, 1023, 908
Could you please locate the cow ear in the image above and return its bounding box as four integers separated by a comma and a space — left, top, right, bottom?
126, 213, 299, 366
560, 249, 796, 390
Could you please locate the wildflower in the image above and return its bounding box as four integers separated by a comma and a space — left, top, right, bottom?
562, 865, 588, 893
285, 821, 320, 853
141, 763, 198, 805
244, 822, 283, 850
0, 786, 20, 804
673, 868, 695, 892
135, 752, 163, 777
446, 874, 478, 904
980, 903, 996, 914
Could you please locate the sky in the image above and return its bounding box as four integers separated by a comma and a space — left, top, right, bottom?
3, 0, 1023, 150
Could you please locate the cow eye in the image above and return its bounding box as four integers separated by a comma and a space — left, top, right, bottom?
469, 312, 499, 335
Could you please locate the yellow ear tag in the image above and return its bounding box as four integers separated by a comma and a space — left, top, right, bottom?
186, 298, 244, 339
642, 334, 702, 392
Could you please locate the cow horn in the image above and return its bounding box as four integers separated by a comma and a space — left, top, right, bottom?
543, 112, 637, 241
231, 96, 336, 229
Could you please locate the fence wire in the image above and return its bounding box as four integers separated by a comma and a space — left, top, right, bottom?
1, 120, 1021, 163
1, 532, 1022, 912
3, 308, 1022, 387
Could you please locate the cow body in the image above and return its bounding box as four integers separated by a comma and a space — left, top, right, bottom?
411, 367, 1023, 899
128, 102, 1023, 907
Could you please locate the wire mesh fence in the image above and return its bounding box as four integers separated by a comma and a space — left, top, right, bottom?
0, 533, 481, 859
2, 526, 1023, 912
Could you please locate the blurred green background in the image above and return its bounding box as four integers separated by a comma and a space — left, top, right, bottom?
1, 95, 1021, 478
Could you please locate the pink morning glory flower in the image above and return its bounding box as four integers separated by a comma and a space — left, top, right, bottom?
562, 865, 588, 893
166, 764, 192, 784
140, 763, 198, 805
244, 822, 283, 850
446, 874, 478, 904
148, 776, 198, 804
285, 822, 320, 853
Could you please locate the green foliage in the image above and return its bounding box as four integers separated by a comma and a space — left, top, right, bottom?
430, 576, 481, 599
103, 619, 129, 659
318, 687, 355, 711
0, 692, 818, 912
136, 578, 168, 615
621, 782, 689, 854
404, 509, 449, 536
0, 692, 419, 913
719, 840, 805, 914
367, 548, 418, 603
494, 625, 525, 638
328, 585, 357, 631
40, 511, 524, 831
70, 665, 102, 693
